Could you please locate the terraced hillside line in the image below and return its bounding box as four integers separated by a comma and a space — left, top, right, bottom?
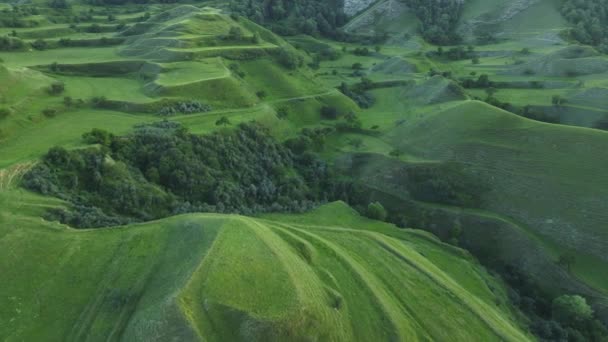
279, 223, 428, 342
241, 217, 351, 340
366, 232, 532, 342
65, 237, 161, 342
0, 162, 34, 192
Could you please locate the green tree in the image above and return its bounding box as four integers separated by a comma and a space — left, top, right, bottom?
366, 202, 387, 221
215, 116, 231, 126
552, 295, 593, 324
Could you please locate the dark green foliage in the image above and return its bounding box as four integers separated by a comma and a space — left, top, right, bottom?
553, 295, 594, 324
158, 101, 212, 116
320, 105, 339, 120
337, 81, 375, 109
405, 163, 486, 208
229, 0, 347, 38
215, 116, 231, 126
0, 36, 25, 51
42, 108, 58, 118
404, 0, 464, 44
276, 106, 289, 120
23, 122, 338, 228
366, 202, 387, 221
226, 26, 243, 41
47, 82, 65, 95
82, 128, 114, 146
48, 0, 69, 9
429, 45, 475, 61
0, 107, 10, 120
275, 47, 303, 69
352, 47, 371, 56
503, 266, 608, 342
561, 0, 608, 53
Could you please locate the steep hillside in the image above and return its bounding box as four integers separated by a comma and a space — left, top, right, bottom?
0, 186, 531, 341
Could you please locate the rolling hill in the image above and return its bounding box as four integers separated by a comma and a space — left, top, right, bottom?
0, 186, 531, 341
1, 0, 608, 340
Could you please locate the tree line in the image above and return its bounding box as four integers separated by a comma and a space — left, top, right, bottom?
561, 0, 608, 53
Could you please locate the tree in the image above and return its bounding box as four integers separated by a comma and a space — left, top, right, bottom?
63, 96, 73, 107
320, 106, 339, 120
227, 26, 243, 41
471, 57, 480, 64
31, 39, 48, 51
0, 107, 10, 119
552, 95, 566, 107
48, 82, 65, 95
552, 295, 593, 325
366, 202, 387, 221
352, 62, 363, 70
485, 87, 498, 99
276, 107, 289, 120
558, 253, 576, 272
215, 116, 231, 126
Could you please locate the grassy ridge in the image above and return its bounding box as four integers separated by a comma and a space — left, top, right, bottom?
0, 184, 530, 341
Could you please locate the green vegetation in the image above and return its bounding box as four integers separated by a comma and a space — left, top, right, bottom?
23, 122, 338, 227
1, 1, 608, 340
0, 193, 531, 341
561, 0, 608, 52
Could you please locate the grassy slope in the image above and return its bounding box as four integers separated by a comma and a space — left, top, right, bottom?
0, 183, 531, 341
346, 100, 608, 296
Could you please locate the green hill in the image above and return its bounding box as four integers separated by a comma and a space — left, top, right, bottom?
336, 100, 608, 316
0, 186, 530, 341
2, 1, 608, 340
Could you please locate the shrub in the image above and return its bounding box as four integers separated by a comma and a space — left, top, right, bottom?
552, 295, 593, 324
42, 108, 57, 118
320, 106, 339, 120
0, 107, 10, 119
158, 101, 212, 116
366, 202, 387, 221
31, 38, 48, 50
47, 82, 65, 95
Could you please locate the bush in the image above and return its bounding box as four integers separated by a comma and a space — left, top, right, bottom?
42, 108, 57, 118
366, 202, 387, 221
320, 106, 339, 120
552, 295, 593, 324
0, 107, 10, 120
276, 48, 303, 70
158, 101, 212, 116
31, 38, 48, 50
47, 82, 65, 95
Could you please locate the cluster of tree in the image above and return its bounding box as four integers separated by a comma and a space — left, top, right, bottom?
430, 45, 477, 61
22, 122, 342, 228
405, 162, 487, 208
403, 0, 464, 45
0, 35, 25, 51
561, 0, 608, 53
275, 47, 304, 69
158, 101, 212, 116
229, 0, 347, 39
503, 265, 608, 341
337, 78, 375, 109
0, 5, 40, 28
